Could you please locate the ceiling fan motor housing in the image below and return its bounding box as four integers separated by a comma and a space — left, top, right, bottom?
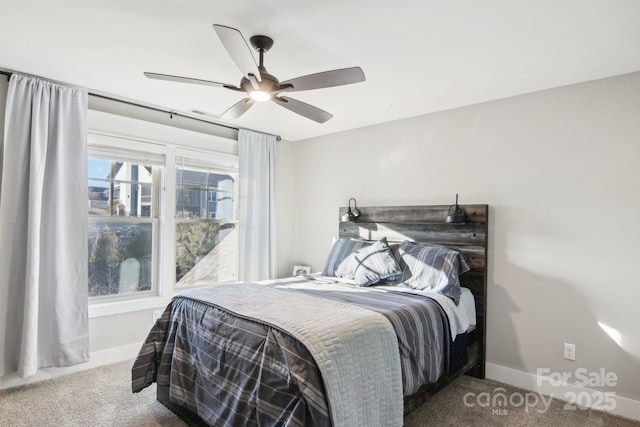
241, 68, 280, 93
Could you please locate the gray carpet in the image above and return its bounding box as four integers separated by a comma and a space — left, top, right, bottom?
0, 360, 637, 426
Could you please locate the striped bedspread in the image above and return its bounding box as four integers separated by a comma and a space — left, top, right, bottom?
132, 276, 451, 426
265, 276, 450, 394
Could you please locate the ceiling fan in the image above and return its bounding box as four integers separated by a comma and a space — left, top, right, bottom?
144, 24, 366, 124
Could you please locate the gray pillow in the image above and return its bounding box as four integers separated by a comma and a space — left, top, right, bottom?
393, 241, 470, 304
322, 238, 371, 277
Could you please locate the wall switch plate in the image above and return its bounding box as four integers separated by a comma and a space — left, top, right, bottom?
564, 343, 576, 361
152, 309, 163, 323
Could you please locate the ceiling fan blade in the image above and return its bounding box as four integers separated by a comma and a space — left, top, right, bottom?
213, 24, 261, 81
280, 67, 365, 92
144, 72, 241, 91
221, 98, 255, 119
274, 96, 333, 123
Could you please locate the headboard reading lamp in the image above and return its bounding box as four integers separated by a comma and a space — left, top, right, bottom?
341, 198, 361, 222
445, 194, 466, 223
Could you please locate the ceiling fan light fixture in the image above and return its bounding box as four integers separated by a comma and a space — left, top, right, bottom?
145, 25, 366, 123
249, 90, 271, 102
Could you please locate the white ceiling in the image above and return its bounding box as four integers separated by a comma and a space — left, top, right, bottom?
2, 0, 640, 141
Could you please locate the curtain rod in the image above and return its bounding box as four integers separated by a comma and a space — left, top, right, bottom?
0, 69, 281, 141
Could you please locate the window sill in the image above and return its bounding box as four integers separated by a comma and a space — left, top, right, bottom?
88, 295, 170, 318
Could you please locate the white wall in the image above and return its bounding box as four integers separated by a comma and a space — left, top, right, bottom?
276, 72, 640, 407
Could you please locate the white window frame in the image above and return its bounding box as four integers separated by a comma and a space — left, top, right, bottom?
87, 133, 168, 317
87, 112, 239, 318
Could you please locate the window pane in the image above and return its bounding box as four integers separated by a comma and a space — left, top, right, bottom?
137, 165, 154, 184
88, 180, 110, 216
111, 182, 154, 217
105, 183, 153, 217
175, 222, 236, 287
88, 221, 152, 297
176, 189, 207, 218
176, 189, 234, 219
88, 182, 154, 217
176, 167, 236, 219
175, 164, 237, 288
208, 172, 235, 191
89, 158, 111, 180
177, 168, 207, 187
208, 191, 234, 219
89, 158, 157, 218
113, 162, 153, 183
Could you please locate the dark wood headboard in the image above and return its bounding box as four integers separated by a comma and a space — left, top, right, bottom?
338, 204, 488, 379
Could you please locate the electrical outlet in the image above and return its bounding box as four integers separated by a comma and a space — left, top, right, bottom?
564, 343, 576, 361
152, 309, 163, 323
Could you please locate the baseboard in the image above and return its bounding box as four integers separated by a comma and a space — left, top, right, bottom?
0, 342, 141, 390
486, 363, 640, 422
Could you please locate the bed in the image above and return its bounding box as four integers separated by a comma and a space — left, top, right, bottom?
132, 204, 488, 426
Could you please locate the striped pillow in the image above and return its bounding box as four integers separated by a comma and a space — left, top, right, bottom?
394, 241, 470, 304
322, 238, 372, 277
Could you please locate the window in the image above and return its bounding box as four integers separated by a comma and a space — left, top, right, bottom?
86, 123, 239, 314
87, 146, 163, 298
175, 158, 238, 288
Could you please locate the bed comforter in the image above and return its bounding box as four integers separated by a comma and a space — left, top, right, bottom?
132, 276, 452, 427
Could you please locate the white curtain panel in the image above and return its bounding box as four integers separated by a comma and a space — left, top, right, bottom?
238, 129, 277, 281
0, 74, 89, 378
